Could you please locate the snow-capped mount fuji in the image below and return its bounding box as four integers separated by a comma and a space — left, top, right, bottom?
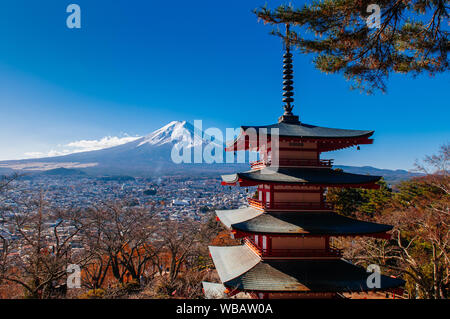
138, 121, 204, 148
0, 121, 236, 176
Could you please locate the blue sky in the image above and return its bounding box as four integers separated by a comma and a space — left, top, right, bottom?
0, 0, 448, 169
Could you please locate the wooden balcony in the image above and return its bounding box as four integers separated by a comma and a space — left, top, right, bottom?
247, 197, 334, 211
244, 238, 342, 259
250, 159, 333, 169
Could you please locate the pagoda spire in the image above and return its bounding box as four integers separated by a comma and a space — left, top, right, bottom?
279, 23, 300, 124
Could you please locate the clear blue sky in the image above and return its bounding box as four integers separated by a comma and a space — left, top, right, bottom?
0, 0, 448, 169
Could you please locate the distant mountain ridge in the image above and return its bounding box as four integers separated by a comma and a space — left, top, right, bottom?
39, 167, 87, 176
334, 165, 422, 184
0, 121, 422, 183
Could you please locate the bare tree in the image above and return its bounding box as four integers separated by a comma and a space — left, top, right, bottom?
340, 144, 449, 299
0, 192, 88, 298
416, 143, 449, 195
80, 254, 111, 291
83, 201, 160, 288
0, 173, 20, 196
342, 202, 448, 299
161, 220, 202, 282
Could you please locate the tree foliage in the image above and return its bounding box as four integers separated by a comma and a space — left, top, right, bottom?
327, 177, 392, 217
334, 144, 449, 299
255, 0, 449, 93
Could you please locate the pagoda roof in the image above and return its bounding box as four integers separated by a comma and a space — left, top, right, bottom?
209, 245, 260, 283
221, 167, 381, 187
216, 206, 263, 229
210, 245, 404, 293
242, 122, 374, 139
216, 207, 392, 236
202, 282, 227, 299
226, 122, 374, 151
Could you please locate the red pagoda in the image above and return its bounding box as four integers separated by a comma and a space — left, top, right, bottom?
203, 25, 404, 299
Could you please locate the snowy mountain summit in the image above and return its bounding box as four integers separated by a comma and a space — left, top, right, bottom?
138, 121, 203, 148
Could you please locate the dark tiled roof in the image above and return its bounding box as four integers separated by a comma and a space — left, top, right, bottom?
209, 245, 260, 283
230, 122, 373, 143
225, 258, 404, 293
216, 207, 263, 229
222, 167, 381, 185
228, 209, 392, 235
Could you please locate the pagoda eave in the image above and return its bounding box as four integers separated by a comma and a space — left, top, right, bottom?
221, 178, 260, 187
225, 138, 374, 152
216, 208, 393, 239
230, 229, 391, 240
225, 123, 374, 152
319, 138, 373, 152
221, 168, 381, 189
221, 180, 380, 189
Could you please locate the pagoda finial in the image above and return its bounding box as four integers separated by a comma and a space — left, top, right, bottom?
279, 23, 300, 124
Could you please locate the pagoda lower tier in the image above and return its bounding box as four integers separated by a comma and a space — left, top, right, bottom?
204, 207, 405, 298
205, 245, 404, 299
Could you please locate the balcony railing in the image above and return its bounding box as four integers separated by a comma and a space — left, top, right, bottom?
244, 238, 342, 258
247, 197, 334, 211
250, 159, 333, 169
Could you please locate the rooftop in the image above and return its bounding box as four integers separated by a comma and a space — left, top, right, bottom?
221, 167, 381, 187
243, 122, 373, 139
216, 207, 392, 236
226, 122, 374, 152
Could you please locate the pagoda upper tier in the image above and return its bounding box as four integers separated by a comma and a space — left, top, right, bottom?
226, 121, 374, 152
